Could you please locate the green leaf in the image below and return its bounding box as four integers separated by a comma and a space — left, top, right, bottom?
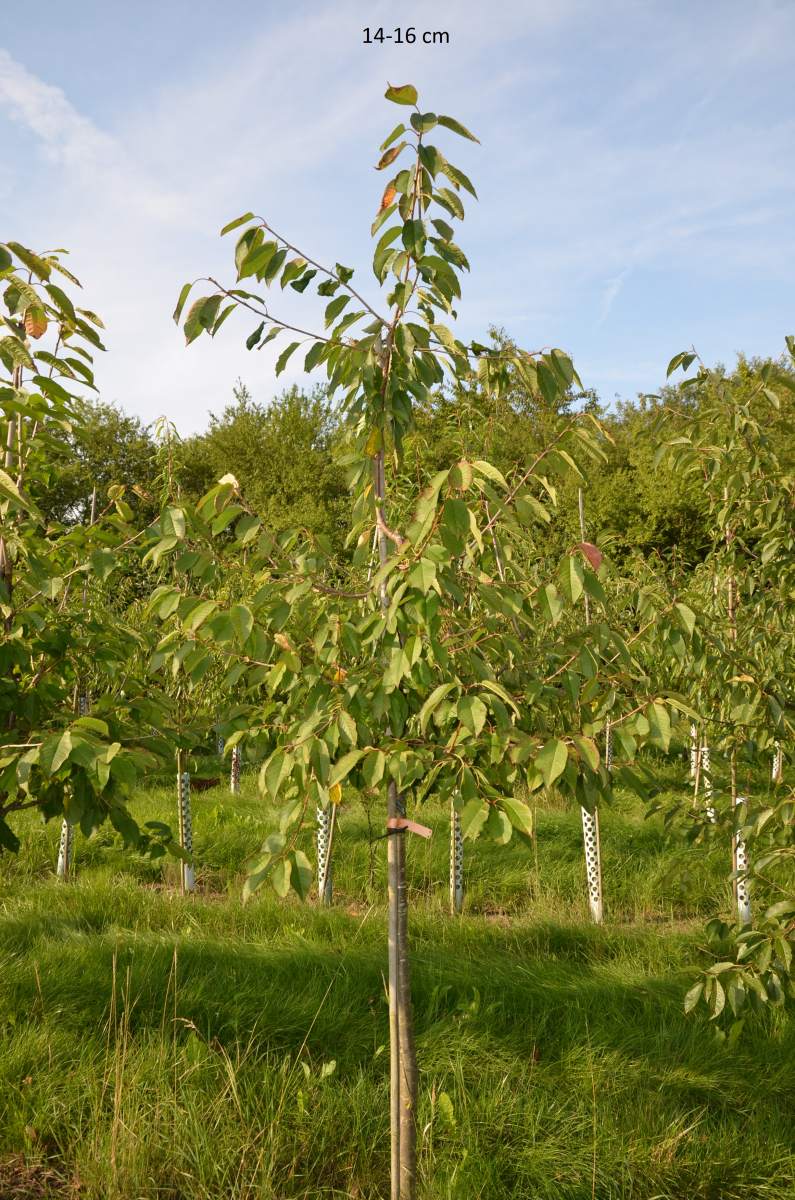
362, 748, 386, 788
289, 850, 313, 900
275, 341, 300, 376
173, 282, 193, 323
262, 749, 292, 798
538, 583, 564, 625
536, 738, 568, 788
458, 695, 487, 738
573, 736, 600, 772
646, 701, 671, 752
380, 123, 407, 150
0, 245, 12, 273
411, 111, 438, 133
50, 731, 73, 774
6, 242, 51, 279
684, 980, 704, 1014
459, 799, 489, 840
220, 212, 255, 236
324, 295, 350, 327
442, 162, 477, 198
230, 604, 254, 643
329, 749, 364, 787
184, 599, 217, 631
407, 558, 437, 593
501, 796, 534, 837
385, 83, 418, 106
0, 336, 35, 371
437, 115, 480, 143
161, 506, 186, 539
674, 603, 696, 637
418, 682, 456, 734
184, 295, 222, 344
272, 857, 292, 898
246, 322, 264, 349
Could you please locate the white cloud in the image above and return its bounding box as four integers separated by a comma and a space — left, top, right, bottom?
1, 0, 793, 421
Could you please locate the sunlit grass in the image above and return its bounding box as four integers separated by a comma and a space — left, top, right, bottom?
0, 754, 792, 1198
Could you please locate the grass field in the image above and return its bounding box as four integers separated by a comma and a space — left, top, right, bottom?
1, 757, 793, 1199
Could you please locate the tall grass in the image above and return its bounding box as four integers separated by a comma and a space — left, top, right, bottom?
0, 761, 792, 1198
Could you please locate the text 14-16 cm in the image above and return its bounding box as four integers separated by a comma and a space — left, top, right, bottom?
363, 27, 450, 45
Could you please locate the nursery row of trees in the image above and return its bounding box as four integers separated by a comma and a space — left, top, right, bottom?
39, 357, 795, 570
2, 83, 793, 1200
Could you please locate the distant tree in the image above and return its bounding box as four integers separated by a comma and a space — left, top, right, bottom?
181, 382, 351, 552
38, 399, 158, 526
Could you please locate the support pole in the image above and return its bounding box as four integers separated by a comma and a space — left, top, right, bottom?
177, 756, 195, 894
733, 794, 751, 925
316, 805, 333, 904
229, 744, 241, 794
449, 799, 463, 915
577, 488, 604, 926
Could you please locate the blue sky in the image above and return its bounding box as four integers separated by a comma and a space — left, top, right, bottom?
1, 0, 794, 433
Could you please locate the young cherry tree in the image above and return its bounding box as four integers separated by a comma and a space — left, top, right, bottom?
0, 241, 178, 858
661, 346, 795, 1034
172, 86, 687, 1198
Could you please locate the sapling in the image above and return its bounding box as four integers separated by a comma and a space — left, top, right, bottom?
175, 86, 686, 1198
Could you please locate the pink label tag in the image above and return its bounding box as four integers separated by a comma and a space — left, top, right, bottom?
386, 816, 432, 839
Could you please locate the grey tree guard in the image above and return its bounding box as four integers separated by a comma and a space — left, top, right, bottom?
177, 767, 195, 893
449, 800, 463, 914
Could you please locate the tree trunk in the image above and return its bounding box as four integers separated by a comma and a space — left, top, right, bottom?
374, 450, 417, 1199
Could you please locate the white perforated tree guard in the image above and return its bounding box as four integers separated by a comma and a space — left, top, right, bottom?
316, 806, 333, 904
700, 742, 717, 824
177, 769, 195, 893
580, 720, 609, 924
772, 743, 783, 784
689, 723, 698, 778
450, 800, 463, 914
57, 693, 89, 880
56, 819, 74, 880
734, 794, 751, 925
229, 745, 241, 794
581, 806, 603, 924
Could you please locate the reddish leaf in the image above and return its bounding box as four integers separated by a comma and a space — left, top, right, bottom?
380, 183, 397, 211
577, 541, 603, 571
